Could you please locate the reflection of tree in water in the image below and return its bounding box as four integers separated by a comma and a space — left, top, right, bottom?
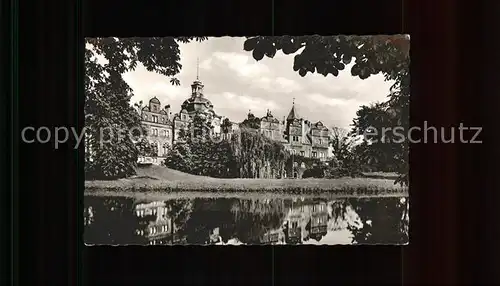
182, 198, 285, 244
229, 199, 286, 243
347, 197, 409, 244
329, 200, 350, 222
163, 199, 194, 236
181, 198, 233, 244
84, 196, 146, 245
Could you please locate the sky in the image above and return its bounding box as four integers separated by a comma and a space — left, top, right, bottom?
122, 37, 394, 130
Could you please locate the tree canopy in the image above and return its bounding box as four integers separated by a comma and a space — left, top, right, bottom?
239, 112, 262, 129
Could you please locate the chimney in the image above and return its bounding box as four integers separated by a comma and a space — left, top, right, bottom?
164, 105, 171, 119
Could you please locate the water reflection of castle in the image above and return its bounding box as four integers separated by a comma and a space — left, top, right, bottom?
134, 201, 185, 245
127, 199, 335, 245
261, 200, 329, 244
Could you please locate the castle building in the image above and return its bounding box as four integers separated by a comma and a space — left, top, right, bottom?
139, 64, 332, 165
139, 71, 223, 163
140, 97, 173, 163
251, 100, 331, 162
282, 100, 330, 161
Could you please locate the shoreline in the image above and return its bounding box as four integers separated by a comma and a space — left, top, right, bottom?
85, 176, 408, 199
85, 177, 405, 190
84, 189, 409, 200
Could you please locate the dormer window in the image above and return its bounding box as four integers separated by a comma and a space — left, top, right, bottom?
143, 114, 148, 121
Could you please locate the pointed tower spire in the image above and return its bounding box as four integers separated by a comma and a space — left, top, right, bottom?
287, 98, 299, 121
196, 57, 200, 80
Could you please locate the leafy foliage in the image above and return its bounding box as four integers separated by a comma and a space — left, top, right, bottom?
163, 127, 289, 179
220, 118, 233, 134
243, 35, 409, 186
302, 164, 329, 178
230, 128, 290, 178
351, 103, 409, 185
163, 142, 196, 174
327, 127, 363, 178
85, 71, 140, 179
85, 37, 207, 179
239, 112, 262, 129
135, 137, 156, 157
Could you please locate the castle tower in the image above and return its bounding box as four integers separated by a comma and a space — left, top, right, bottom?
286, 98, 303, 144
286, 98, 299, 122
190, 58, 204, 98
181, 59, 214, 114
177, 58, 222, 137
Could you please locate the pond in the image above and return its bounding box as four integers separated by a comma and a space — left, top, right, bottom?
84, 195, 409, 245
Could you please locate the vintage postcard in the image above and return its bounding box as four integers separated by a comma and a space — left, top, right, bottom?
84, 36, 410, 245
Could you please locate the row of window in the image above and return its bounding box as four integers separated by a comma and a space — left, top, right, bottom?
290, 149, 325, 158
149, 225, 169, 234
292, 136, 326, 145
291, 136, 326, 145
313, 216, 327, 225
300, 204, 326, 212
144, 114, 165, 124
144, 114, 193, 123
263, 130, 274, 137
150, 128, 170, 137
312, 204, 326, 212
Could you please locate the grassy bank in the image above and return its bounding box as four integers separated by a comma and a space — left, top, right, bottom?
84, 190, 408, 200
85, 166, 407, 197
362, 172, 399, 180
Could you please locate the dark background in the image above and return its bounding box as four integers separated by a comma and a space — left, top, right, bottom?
2, 0, 499, 284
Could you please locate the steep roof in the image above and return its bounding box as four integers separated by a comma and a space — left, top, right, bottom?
287, 104, 300, 120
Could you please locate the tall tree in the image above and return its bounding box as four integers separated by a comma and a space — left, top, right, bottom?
85, 37, 207, 179
351, 103, 406, 174
221, 118, 233, 134
242, 35, 409, 186
330, 127, 356, 166
85, 70, 141, 179
240, 112, 261, 129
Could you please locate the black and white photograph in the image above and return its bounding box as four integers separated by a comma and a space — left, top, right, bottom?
84, 36, 410, 245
